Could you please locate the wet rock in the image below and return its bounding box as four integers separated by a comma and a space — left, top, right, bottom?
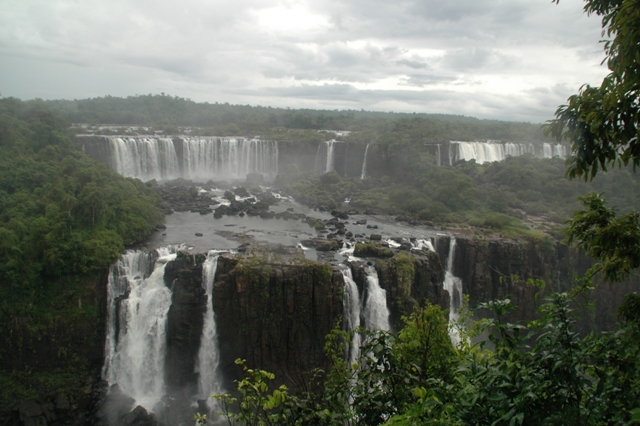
355, 219, 367, 225
369, 234, 382, 241
120, 405, 157, 426
195, 233, 203, 237
331, 210, 349, 220
234, 187, 250, 197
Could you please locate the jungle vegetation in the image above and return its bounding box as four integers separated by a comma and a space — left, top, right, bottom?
0, 98, 163, 406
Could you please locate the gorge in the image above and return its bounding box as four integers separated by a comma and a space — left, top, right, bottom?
3, 129, 637, 426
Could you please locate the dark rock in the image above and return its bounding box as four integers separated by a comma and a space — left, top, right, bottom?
195, 232, 203, 237
54, 392, 70, 411
369, 234, 382, 241
234, 187, 250, 197
19, 401, 42, 420
355, 219, 367, 225
120, 405, 157, 426
331, 210, 349, 220
399, 242, 413, 251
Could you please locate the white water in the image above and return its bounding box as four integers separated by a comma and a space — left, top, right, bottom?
449, 141, 567, 165
341, 268, 362, 367
443, 238, 463, 345
103, 247, 178, 410
412, 238, 435, 252
436, 144, 441, 166
325, 140, 336, 173
182, 137, 278, 180
196, 251, 224, 407
105, 136, 278, 181
109, 137, 181, 181
362, 266, 390, 332
360, 144, 370, 179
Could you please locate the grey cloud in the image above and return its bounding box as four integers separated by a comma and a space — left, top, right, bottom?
396, 59, 429, 69
441, 48, 518, 72
400, 74, 457, 87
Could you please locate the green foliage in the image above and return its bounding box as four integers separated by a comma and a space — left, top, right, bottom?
566, 192, 640, 283
217, 294, 640, 425
0, 98, 163, 406
547, 0, 640, 181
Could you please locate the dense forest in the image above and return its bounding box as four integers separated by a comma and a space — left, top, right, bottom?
48, 94, 551, 143
0, 98, 163, 405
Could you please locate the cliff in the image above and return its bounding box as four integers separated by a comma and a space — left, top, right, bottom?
453, 235, 640, 331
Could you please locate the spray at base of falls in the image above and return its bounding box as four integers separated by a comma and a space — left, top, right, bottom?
196, 251, 225, 409
103, 247, 180, 411
443, 238, 463, 345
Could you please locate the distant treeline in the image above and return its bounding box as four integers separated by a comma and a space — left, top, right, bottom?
43, 94, 551, 142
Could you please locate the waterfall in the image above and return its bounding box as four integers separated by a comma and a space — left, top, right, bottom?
196, 251, 224, 407
411, 238, 435, 252
341, 268, 362, 367
449, 141, 567, 165
435, 144, 441, 166
362, 266, 390, 331
104, 136, 278, 181
453, 141, 505, 164
103, 247, 179, 410
181, 137, 278, 180
360, 144, 370, 179
108, 137, 180, 181
443, 238, 463, 345
325, 140, 336, 173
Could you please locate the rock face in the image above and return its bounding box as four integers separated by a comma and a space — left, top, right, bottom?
211, 255, 343, 391
163, 257, 207, 394
453, 236, 640, 331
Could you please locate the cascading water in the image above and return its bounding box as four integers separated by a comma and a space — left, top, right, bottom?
341, 268, 362, 367
181, 137, 278, 180
362, 266, 390, 332
103, 246, 179, 410
196, 251, 224, 408
436, 144, 441, 166
109, 137, 180, 181
443, 238, 463, 345
360, 144, 370, 179
104, 136, 278, 181
448, 141, 568, 165
325, 140, 336, 173
412, 238, 435, 252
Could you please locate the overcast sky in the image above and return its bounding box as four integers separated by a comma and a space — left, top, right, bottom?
1, 0, 609, 122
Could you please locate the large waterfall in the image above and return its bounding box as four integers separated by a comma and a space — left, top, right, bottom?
196, 251, 224, 407
103, 247, 178, 410
109, 137, 181, 181
448, 141, 567, 165
443, 238, 463, 345
103, 136, 278, 181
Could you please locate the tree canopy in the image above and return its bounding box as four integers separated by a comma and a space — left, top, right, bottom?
546, 0, 640, 285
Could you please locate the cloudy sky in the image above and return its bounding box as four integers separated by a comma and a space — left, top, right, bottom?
1, 0, 609, 122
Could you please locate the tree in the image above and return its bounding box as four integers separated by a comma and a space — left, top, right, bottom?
546, 0, 640, 285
